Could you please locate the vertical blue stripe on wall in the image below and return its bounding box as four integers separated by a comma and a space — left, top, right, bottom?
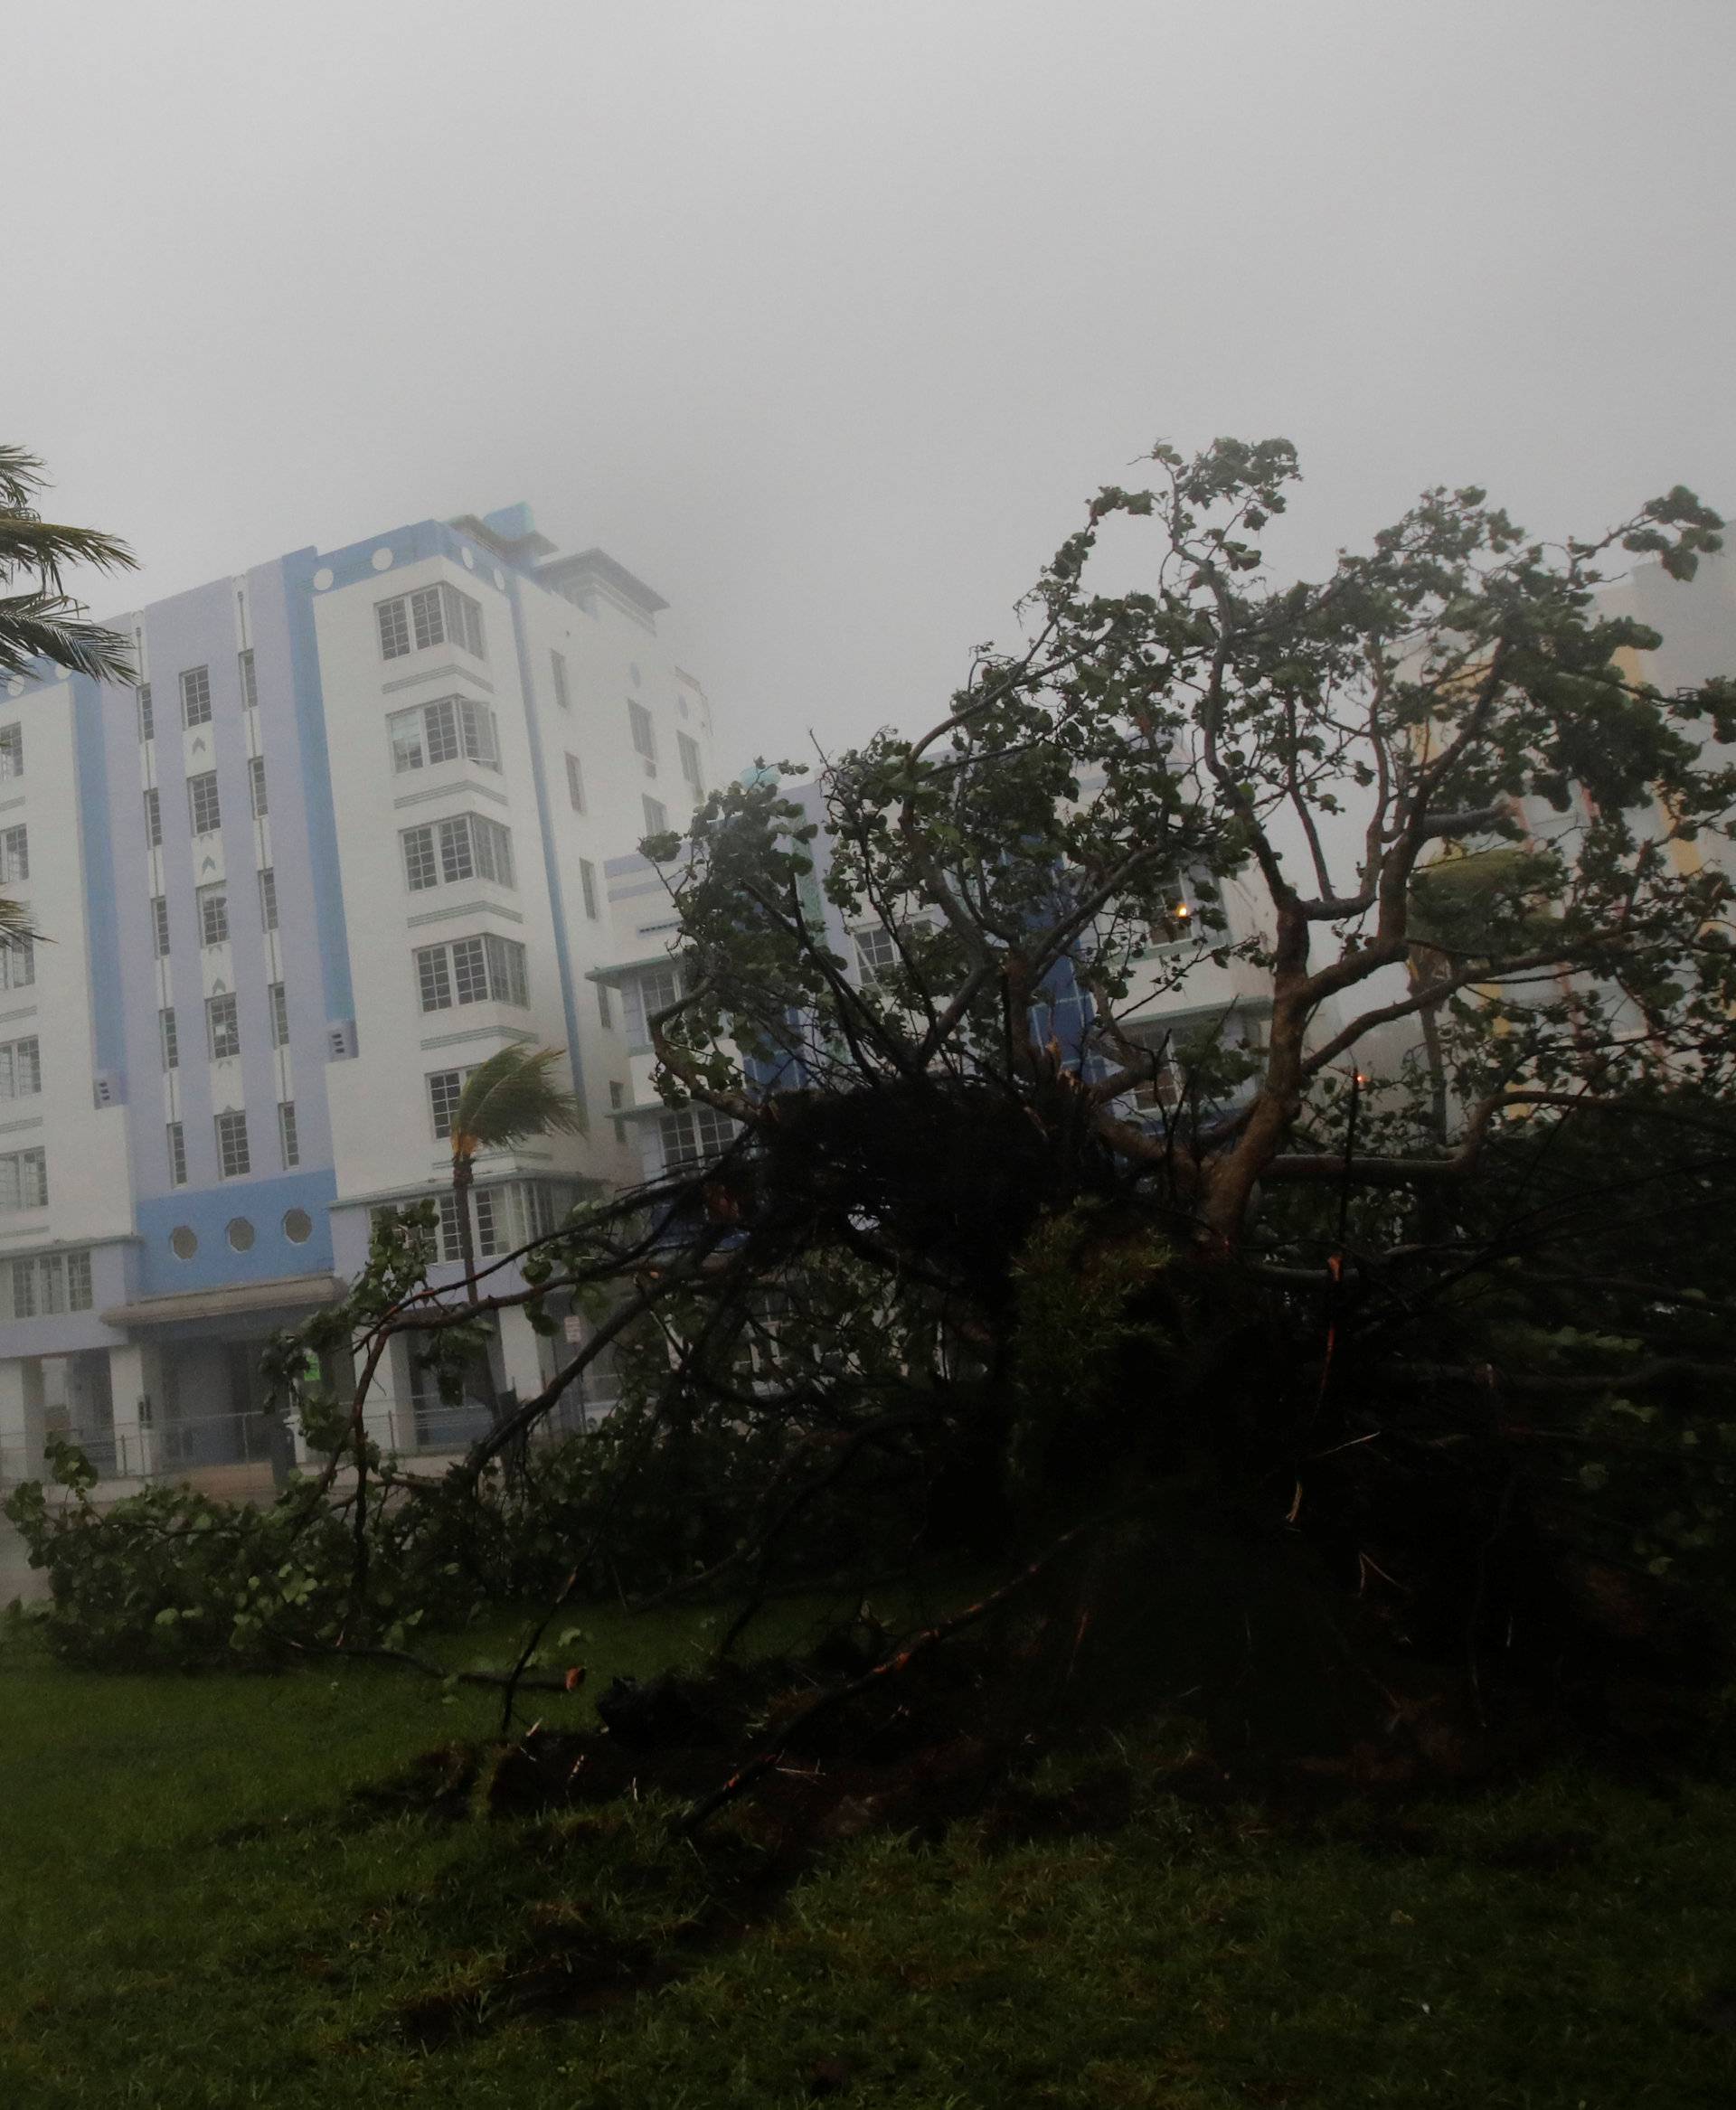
71, 674, 126, 1078
278, 551, 355, 1025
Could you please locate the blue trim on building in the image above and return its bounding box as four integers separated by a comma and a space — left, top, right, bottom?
69, 674, 126, 1079
134, 1167, 337, 1297
278, 550, 355, 1025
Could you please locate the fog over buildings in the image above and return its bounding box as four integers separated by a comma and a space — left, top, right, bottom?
11, 1, 1736, 770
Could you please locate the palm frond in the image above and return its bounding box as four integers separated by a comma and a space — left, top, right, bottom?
0, 446, 137, 684
0, 592, 136, 684
451, 1044, 582, 1158
0, 895, 34, 941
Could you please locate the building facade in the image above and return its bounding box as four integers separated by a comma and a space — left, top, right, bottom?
0, 503, 715, 1489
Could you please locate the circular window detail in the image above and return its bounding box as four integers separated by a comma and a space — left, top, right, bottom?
370, 547, 394, 571
169, 1227, 198, 1260
226, 1218, 256, 1253
312, 566, 334, 592
282, 1208, 314, 1245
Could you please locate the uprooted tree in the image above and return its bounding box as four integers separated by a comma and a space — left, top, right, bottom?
16, 439, 1736, 1764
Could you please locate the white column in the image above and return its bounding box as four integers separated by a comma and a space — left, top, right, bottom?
108, 1342, 163, 1482
0, 1359, 47, 1485
352, 1334, 408, 1457
496, 1305, 550, 1417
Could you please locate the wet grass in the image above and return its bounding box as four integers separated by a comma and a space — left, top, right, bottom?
2, 1601, 1733, 2108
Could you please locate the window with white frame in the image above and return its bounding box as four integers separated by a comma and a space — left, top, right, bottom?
596, 981, 613, 1029
143, 788, 161, 847
551, 649, 571, 709
8, 1249, 92, 1320
0, 935, 34, 989
622, 962, 683, 1046
427, 1066, 470, 1141
0, 1035, 41, 1098
151, 897, 170, 957
438, 1180, 554, 1262
180, 665, 212, 728
159, 1008, 177, 1070
853, 922, 933, 985
658, 1104, 736, 1174
0, 1146, 48, 1211
0, 826, 27, 884
278, 1100, 299, 1169
1116, 1021, 1183, 1109
578, 858, 599, 920
258, 867, 278, 931
206, 992, 241, 1060
1138, 868, 1203, 948
0, 724, 22, 780
401, 813, 514, 893
565, 752, 585, 813
269, 982, 289, 1048
238, 649, 258, 710
387, 695, 500, 773
197, 883, 228, 947
642, 795, 667, 836
214, 1109, 250, 1178
187, 770, 221, 835
375, 583, 486, 663
677, 730, 703, 795
166, 1120, 187, 1186
627, 700, 656, 762
249, 755, 268, 817
413, 933, 529, 1013
137, 683, 154, 741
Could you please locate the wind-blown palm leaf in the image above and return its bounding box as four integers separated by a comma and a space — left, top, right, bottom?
0, 896, 34, 943
0, 447, 136, 683
450, 1044, 583, 1163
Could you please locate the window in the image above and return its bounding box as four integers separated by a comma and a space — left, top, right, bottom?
376, 582, 484, 661
642, 795, 667, 836
0, 1146, 48, 1211
565, 752, 586, 813
658, 1104, 735, 1174
180, 666, 212, 728
678, 731, 703, 795
239, 649, 258, 710
159, 1008, 178, 1070
198, 883, 229, 947
596, 982, 613, 1028
609, 1079, 627, 1145
249, 755, 268, 817
413, 934, 529, 1013
1119, 1022, 1182, 1109
137, 684, 154, 741
269, 982, 289, 1048
206, 992, 241, 1060
438, 1181, 552, 1262
152, 897, 171, 957
0, 724, 21, 780
854, 926, 901, 984
428, 1067, 466, 1140
214, 1109, 250, 1178
0, 826, 26, 885
11, 1249, 91, 1322
551, 649, 571, 710
623, 963, 682, 1045
258, 867, 278, 931
0, 1036, 40, 1098
579, 858, 599, 920
1140, 869, 1202, 948
278, 1100, 299, 1169
401, 814, 515, 892
166, 1121, 187, 1187
627, 700, 656, 762
387, 694, 500, 774
187, 770, 221, 835
143, 788, 162, 847
0, 935, 34, 990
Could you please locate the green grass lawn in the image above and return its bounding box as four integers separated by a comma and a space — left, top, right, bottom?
2, 1597, 1733, 2109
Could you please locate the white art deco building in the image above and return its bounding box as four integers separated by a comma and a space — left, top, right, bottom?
0, 502, 717, 1489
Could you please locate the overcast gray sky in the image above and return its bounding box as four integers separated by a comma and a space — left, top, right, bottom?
11, 1, 1735, 768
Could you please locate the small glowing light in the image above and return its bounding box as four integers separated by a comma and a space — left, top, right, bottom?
1173, 901, 1189, 919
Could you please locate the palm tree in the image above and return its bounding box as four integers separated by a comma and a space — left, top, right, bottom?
1, 447, 136, 955
448, 1044, 582, 1293
1, 445, 136, 683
